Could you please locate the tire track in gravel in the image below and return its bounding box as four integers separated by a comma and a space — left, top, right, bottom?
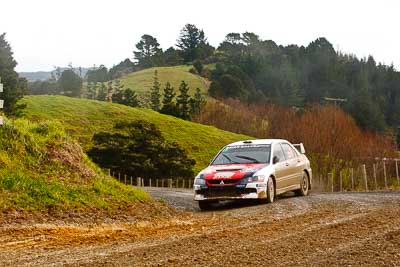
0, 190, 399, 266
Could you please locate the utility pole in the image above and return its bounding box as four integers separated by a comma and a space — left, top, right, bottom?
0, 77, 3, 125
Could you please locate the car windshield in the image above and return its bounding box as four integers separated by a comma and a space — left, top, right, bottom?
211, 145, 271, 165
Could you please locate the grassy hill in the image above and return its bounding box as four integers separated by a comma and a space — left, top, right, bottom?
0, 118, 150, 212
21, 95, 251, 173
119, 65, 210, 97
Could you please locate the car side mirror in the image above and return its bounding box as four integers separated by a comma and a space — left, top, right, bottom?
273, 156, 279, 164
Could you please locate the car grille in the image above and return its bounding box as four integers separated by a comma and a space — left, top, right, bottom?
199, 186, 256, 198
208, 179, 240, 185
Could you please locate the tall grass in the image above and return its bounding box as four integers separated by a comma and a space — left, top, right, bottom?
0, 118, 150, 211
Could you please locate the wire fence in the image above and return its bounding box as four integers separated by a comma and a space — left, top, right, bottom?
106, 169, 194, 189
106, 159, 400, 192
313, 159, 400, 192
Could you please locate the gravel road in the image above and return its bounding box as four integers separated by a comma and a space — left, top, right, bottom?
1, 189, 400, 266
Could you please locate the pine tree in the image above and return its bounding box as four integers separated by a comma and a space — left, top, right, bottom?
107, 81, 113, 102
86, 81, 97, 99
161, 82, 178, 116
111, 79, 124, 103
177, 80, 191, 120
190, 87, 205, 116
150, 70, 161, 111
123, 88, 139, 107
97, 82, 107, 101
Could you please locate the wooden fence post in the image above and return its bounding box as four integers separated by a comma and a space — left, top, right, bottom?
182, 179, 186, 189
396, 159, 400, 187
130, 176, 133, 186
373, 163, 377, 190
339, 171, 343, 192
124, 174, 127, 185
351, 168, 354, 191
149, 179, 152, 187
142, 178, 145, 187
118, 172, 121, 182
168, 179, 173, 188
362, 164, 368, 192
136, 177, 141, 187
383, 160, 388, 189
156, 179, 159, 187
108, 169, 111, 176
328, 173, 334, 192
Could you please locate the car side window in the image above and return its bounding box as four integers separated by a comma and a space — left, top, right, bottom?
282, 143, 296, 159
273, 143, 285, 163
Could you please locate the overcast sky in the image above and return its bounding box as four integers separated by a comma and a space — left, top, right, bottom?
1, 0, 399, 72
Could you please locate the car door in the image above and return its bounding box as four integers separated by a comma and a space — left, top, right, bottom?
272, 143, 288, 190
281, 143, 302, 188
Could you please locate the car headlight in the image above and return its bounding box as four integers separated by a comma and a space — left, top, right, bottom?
240, 175, 265, 184
194, 174, 206, 185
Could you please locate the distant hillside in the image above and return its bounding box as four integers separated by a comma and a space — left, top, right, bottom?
20, 67, 90, 81
21, 96, 250, 173
119, 65, 210, 97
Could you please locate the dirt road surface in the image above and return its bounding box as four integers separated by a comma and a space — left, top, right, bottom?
1, 189, 400, 266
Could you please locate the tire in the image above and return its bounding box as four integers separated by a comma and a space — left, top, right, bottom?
266, 177, 275, 203
198, 200, 217, 211
295, 171, 309, 196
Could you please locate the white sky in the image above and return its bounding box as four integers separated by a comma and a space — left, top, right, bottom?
1, 0, 399, 72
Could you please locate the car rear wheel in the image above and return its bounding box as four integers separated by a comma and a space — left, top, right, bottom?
295, 171, 309, 196
266, 177, 275, 203
198, 200, 217, 211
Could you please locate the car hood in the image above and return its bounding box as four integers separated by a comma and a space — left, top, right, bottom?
202, 163, 268, 180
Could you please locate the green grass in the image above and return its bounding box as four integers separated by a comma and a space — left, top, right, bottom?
20, 95, 250, 173
0, 118, 150, 211
119, 65, 210, 97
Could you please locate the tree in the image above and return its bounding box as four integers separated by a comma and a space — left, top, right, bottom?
177, 81, 191, 120
86, 65, 109, 83
193, 60, 203, 75
150, 70, 161, 111
87, 120, 195, 180
107, 81, 113, 101
86, 81, 97, 99
0, 33, 27, 114
122, 88, 139, 107
190, 88, 205, 116
97, 82, 107, 101
163, 47, 183, 66
160, 82, 179, 116
109, 58, 135, 79
176, 24, 212, 62
111, 80, 124, 103
134, 34, 163, 67
58, 69, 82, 97
112, 87, 139, 107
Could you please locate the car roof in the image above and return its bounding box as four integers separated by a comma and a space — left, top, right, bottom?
227, 139, 289, 147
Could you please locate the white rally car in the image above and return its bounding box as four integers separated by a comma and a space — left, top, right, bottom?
193, 139, 312, 210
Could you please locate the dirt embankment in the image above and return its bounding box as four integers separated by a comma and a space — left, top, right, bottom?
1, 190, 400, 266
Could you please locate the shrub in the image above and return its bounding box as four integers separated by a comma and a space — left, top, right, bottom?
88, 120, 195, 181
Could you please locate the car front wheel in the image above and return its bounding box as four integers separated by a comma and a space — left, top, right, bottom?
266, 177, 275, 203
295, 172, 309, 196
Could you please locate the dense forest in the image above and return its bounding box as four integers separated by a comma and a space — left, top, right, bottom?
23, 24, 400, 136
125, 24, 400, 134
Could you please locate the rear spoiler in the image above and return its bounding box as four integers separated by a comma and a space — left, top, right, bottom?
293, 143, 306, 154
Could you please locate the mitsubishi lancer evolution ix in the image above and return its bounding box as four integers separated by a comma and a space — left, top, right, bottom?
193, 139, 312, 210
